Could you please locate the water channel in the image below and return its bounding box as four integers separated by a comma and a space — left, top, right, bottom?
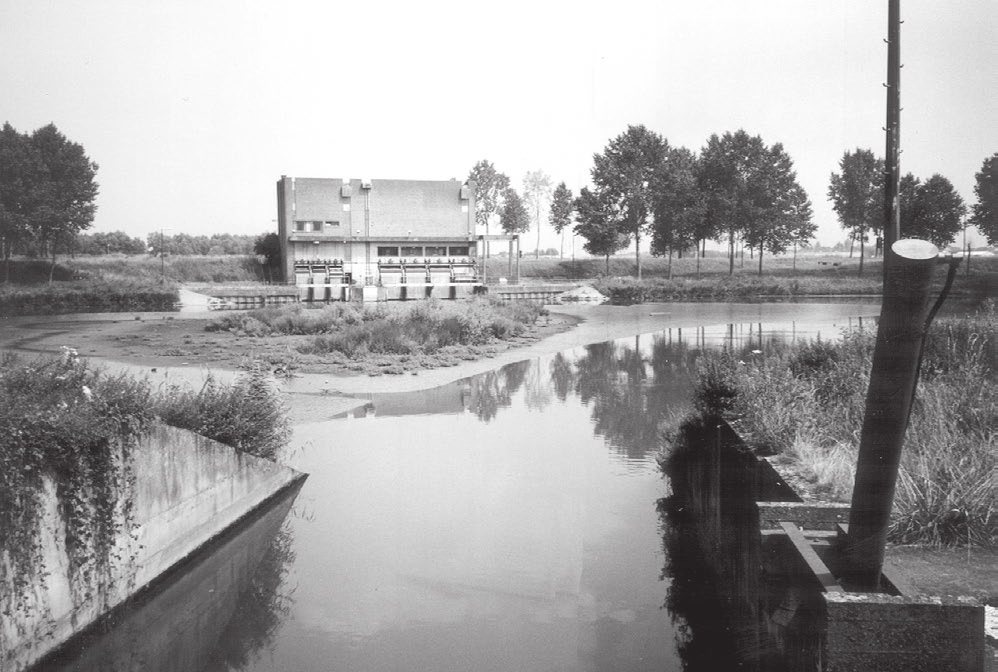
38, 302, 881, 672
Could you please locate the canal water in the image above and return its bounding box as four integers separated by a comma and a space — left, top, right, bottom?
38, 302, 879, 672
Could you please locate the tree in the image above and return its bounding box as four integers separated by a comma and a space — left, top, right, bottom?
828, 148, 883, 275
0, 123, 44, 282
700, 130, 808, 275
254, 232, 283, 282
549, 182, 574, 259
741, 143, 815, 274
649, 146, 703, 277
590, 125, 668, 279
499, 188, 529, 236
467, 160, 510, 257
897, 173, 966, 248
522, 170, 552, 259
28, 124, 99, 281
970, 153, 998, 246
75, 230, 146, 255
573, 186, 629, 274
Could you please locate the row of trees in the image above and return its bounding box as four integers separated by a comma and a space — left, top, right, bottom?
470, 126, 816, 276
0, 122, 99, 281
470, 130, 996, 278
561, 126, 815, 276
828, 148, 973, 273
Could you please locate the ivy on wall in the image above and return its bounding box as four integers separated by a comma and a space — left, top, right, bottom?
0, 350, 153, 629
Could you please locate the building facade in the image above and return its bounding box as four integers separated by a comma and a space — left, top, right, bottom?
276, 176, 479, 298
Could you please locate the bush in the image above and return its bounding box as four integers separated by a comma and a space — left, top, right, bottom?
153, 366, 291, 461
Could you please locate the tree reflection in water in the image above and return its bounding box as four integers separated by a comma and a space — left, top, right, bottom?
207, 519, 298, 671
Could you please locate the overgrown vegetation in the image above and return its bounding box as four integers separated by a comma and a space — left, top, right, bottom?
688, 303, 997, 546
0, 352, 292, 630
0, 279, 178, 315
153, 367, 291, 462
205, 298, 545, 372
0, 349, 153, 624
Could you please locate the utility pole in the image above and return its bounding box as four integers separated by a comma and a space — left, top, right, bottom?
882, 0, 902, 272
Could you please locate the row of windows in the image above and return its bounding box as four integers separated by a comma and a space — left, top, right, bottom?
294, 220, 339, 232
378, 246, 470, 257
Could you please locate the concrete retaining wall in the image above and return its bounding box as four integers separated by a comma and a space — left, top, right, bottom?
1, 423, 305, 672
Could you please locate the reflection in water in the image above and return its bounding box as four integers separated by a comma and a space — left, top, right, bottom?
36, 484, 303, 672
44, 307, 876, 671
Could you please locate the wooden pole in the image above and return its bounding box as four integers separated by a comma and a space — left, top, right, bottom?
845, 240, 939, 589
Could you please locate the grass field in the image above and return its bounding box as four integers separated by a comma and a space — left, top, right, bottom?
0, 252, 993, 314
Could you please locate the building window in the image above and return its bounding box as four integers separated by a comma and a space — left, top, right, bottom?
325, 220, 339, 228
311, 221, 323, 232
401, 246, 422, 257
342, 203, 351, 212
377, 246, 399, 257
425, 245, 447, 256
295, 221, 307, 232
448, 246, 469, 256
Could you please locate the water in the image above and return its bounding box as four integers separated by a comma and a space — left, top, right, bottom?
36, 302, 880, 672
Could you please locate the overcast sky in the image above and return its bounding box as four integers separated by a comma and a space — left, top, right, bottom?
2, 1, 995, 249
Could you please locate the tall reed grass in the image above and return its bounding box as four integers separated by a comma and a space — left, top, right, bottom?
690, 302, 997, 546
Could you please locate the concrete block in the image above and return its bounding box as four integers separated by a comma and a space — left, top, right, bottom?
823, 592, 985, 672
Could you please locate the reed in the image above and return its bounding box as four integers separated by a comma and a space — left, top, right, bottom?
688, 303, 997, 546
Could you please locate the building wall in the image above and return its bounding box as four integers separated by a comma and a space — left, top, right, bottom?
277, 176, 477, 285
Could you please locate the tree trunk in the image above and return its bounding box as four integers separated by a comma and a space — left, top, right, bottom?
758, 243, 764, 276
635, 230, 642, 280
604, 254, 610, 275
535, 203, 541, 260
559, 230, 564, 260
728, 231, 735, 276
858, 225, 866, 276
668, 248, 673, 280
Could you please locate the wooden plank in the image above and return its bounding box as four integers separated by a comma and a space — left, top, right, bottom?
779, 521, 844, 593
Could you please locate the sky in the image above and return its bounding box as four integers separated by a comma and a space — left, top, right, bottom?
1, 0, 995, 250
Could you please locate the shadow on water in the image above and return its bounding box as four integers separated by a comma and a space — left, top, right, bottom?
33, 483, 304, 672
659, 416, 828, 671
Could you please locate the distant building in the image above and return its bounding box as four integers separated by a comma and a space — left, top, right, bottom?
275, 176, 480, 299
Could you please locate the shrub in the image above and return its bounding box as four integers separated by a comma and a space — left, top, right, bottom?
0, 351, 154, 617
153, 366, 291, 461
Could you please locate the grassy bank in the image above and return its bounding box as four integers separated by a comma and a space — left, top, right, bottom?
204, 297, 547, 375
686, 302, 996, 546
0, 280, 179, 315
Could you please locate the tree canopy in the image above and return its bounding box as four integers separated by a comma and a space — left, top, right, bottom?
700, 130, 812, 274
573, 186, 629, 274
549, 182, 574, 259
589, 125, 668, 278
499, 188, 530, 235
898, 173, 966, 248
1, 122, 99, 280
827, 148, 883, 274
467, 160, 510, 237
522, 170, 552, 259
649, 145, 703, 259
970, 153, 998, 246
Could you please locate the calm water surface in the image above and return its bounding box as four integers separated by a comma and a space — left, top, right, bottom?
41, 302, 879, 672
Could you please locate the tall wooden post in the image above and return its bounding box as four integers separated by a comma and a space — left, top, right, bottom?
845, 241, 940, 588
